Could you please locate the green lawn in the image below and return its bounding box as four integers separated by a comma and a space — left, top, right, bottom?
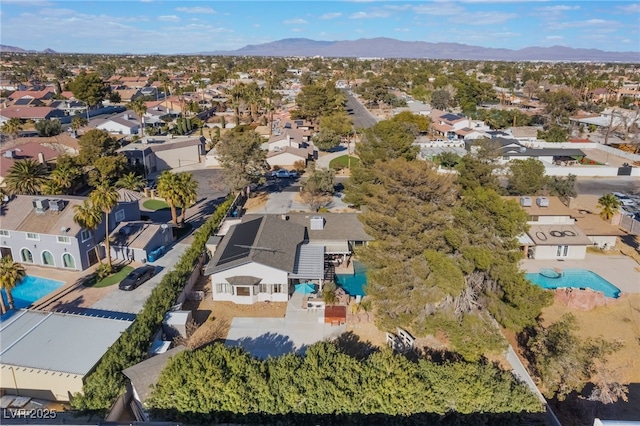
88, 266, 134, 288
329, 155, 360, 169
143, 199, 170, 211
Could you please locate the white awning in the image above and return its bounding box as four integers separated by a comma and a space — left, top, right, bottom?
518, 233, 535, 245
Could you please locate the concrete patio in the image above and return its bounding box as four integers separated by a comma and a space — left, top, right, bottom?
224, 291, 345, 358
520, 253, 640, 294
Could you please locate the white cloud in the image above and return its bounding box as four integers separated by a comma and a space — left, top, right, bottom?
175, 7, 215, 14
2, 0, 53, 5
549, 19, 619, 29
538, 5, 580, 12
394, 28, 410, 32
291, 28, 303, 33
461, 12, 516, 25
413, 3, 464, 16
319, 12, 342, 20
38, 8, 75, 16
617, 4, 640, 13
349, 10, 390, 19
546, 35, 563, 40
158, 15, 179, 22
283, 18, 308, 24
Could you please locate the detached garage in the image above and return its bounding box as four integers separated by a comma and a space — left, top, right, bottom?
0, 310, 132, 402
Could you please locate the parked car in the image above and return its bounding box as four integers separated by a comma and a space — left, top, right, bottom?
272, 169, 291, 178
119, 265, 156, 291
288, 169, 298, 178
611, 192, 635, 207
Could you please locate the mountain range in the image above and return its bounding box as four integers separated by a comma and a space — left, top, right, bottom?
1, 45, 57, 54
201, 37, 640, 62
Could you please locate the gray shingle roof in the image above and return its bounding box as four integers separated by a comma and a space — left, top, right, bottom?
122, 346, 187, 404
204, 215, 306, 275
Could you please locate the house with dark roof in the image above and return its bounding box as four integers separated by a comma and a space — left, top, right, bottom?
203, 213, 372, 305
117, 135, 206, 173
469, 137, 586, 165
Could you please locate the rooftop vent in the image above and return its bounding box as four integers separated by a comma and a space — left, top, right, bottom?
32, 198, 49, 213
520, 196, 532, 207
536, 197, 549, 207
2, 150, 15, 158
48, 198, 65, 212
310, 216, 324, 231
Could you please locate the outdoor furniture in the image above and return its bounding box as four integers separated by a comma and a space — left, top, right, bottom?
324, 306, 347, 325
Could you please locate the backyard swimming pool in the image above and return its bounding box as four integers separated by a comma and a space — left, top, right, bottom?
336, 261, 367, 297
1, 275, 65, 311
526, 268, 621, 298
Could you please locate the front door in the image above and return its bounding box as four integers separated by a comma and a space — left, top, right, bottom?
0, 247, 12, 260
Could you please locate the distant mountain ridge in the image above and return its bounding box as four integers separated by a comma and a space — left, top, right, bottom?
201, 37, 640, 62
1, 45, 57, 54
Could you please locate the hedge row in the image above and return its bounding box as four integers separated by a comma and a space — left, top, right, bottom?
71, 195, 233, 411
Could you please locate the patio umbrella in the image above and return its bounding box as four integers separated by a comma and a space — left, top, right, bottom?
294, 283, 316, 295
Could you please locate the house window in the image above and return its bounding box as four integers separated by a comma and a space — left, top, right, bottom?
215, 283, 231, 294
0, 230, 9, 237
556, 245, 569, 257
62, 253, 76, 269
236, 286, 251, 296
81, 230, 91, 242
42, 250, 55, 266
273, 284, 283, 294
57, 236, 71, 244
21, 248, 34, 263
115, 209, 125, 222
26, 233, 40, 241
529, 215, 539, 222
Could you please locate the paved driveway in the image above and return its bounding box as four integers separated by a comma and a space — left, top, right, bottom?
90, 243, 189, 315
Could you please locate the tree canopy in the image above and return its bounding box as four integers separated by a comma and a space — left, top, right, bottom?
215, 126, 268, 192
507, 158, 548, 196
291, 80, 345, 123
69, 71, 107, 107
78, 129, 120, 164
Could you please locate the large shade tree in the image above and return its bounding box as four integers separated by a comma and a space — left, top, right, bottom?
4, 158, 49, 195
69, 71, 107, 108
90, 184, 119, 269
0, 256, 26, 314
215, 126, 268, 193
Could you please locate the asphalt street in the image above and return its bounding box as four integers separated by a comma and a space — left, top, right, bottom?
574, 177, 640, 197
342, 89, 379, 129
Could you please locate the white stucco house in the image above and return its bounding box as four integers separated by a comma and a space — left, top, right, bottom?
511, 196, 591, 260
96, 112, 140, 135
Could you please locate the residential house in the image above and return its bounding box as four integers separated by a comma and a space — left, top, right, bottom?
0, 310, 132, 402
471, 137, 586, 165
429, 110, 473, 140
266, 146, 314, 169
510, 196, 591, 260
571, 209, 625, 249
109, 221, 175, 264
509, 126, 540, 143
0, 142, 59, 185
8, 89, 56, 104
204, 214, 372, 305
114, 88, 143, 103
0, 106, 66, 122
95, 111, 140, 135
0, 193, 140, 271
118, 135, 206, 173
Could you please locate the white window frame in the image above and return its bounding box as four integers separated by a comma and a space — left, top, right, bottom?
81, 230, 91, 242
26, 232, 40, 241
115, 209, 125, 222
57, 236, 71, 244
556, 245, 569, 257
0, 230, 9, 237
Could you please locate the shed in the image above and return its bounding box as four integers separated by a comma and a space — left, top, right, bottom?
162, 310, 193, 340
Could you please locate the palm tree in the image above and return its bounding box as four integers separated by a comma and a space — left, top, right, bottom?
0, 118, 23, 141
70, 115, 88, 137
73, 199, 104, 265
116, 172, 146, 191
4, 159, 49, 195
597, 193, 621, 221
129, 98, 147, 138
156, 171, 181, 225
0, 256, 26, 313
90, 184, 119, 269
49, 164, 80, 194
176, 172, 198, 225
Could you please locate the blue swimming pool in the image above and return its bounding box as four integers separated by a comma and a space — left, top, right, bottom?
1, 275, 65, 311
336, 261, 367, 297
526, 268, 621, 298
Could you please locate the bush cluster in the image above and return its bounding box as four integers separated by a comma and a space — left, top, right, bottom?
71, 196, 233, 411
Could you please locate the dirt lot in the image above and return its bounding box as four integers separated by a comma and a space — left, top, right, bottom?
540, 293, 640, 384
244, 192, 269, 212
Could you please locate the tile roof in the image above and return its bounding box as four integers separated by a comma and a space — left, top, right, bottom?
0, 142, 60, 177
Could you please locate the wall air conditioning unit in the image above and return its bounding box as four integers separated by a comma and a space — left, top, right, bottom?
536, 197, 549, 207
48, 199, 65, 212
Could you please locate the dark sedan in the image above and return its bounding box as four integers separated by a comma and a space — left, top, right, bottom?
118, 265, 156, 291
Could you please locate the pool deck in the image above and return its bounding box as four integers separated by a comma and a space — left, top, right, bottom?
520, 253, 640, 294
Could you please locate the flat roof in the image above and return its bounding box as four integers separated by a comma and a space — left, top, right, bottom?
0, 310, 132, 375
527, 224, 592, 246
572, 212, 626, 236
505, 196, 575, 218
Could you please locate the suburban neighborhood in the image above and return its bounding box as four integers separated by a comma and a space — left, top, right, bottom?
1, 9, 640, 425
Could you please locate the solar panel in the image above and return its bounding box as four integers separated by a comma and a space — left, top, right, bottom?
14, 98, 32, 105
217, 217, 263, 265
440, 113, 462, 121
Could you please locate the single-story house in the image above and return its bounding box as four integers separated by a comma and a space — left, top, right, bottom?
0, 310, 132, 401
0, 142, 59, 185
0, 106, 66, 122
95, 111, 140, 135
266, 146, 314, 169
109, 221, 175, 263
118, 136, 206, 173
572, 210, 626, 249
204, 215, 325, 304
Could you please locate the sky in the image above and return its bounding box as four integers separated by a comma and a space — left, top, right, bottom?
1, 1, 639, 54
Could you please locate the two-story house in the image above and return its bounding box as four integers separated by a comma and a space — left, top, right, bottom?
511, 196, 592, 260
0, 193, 139, 271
